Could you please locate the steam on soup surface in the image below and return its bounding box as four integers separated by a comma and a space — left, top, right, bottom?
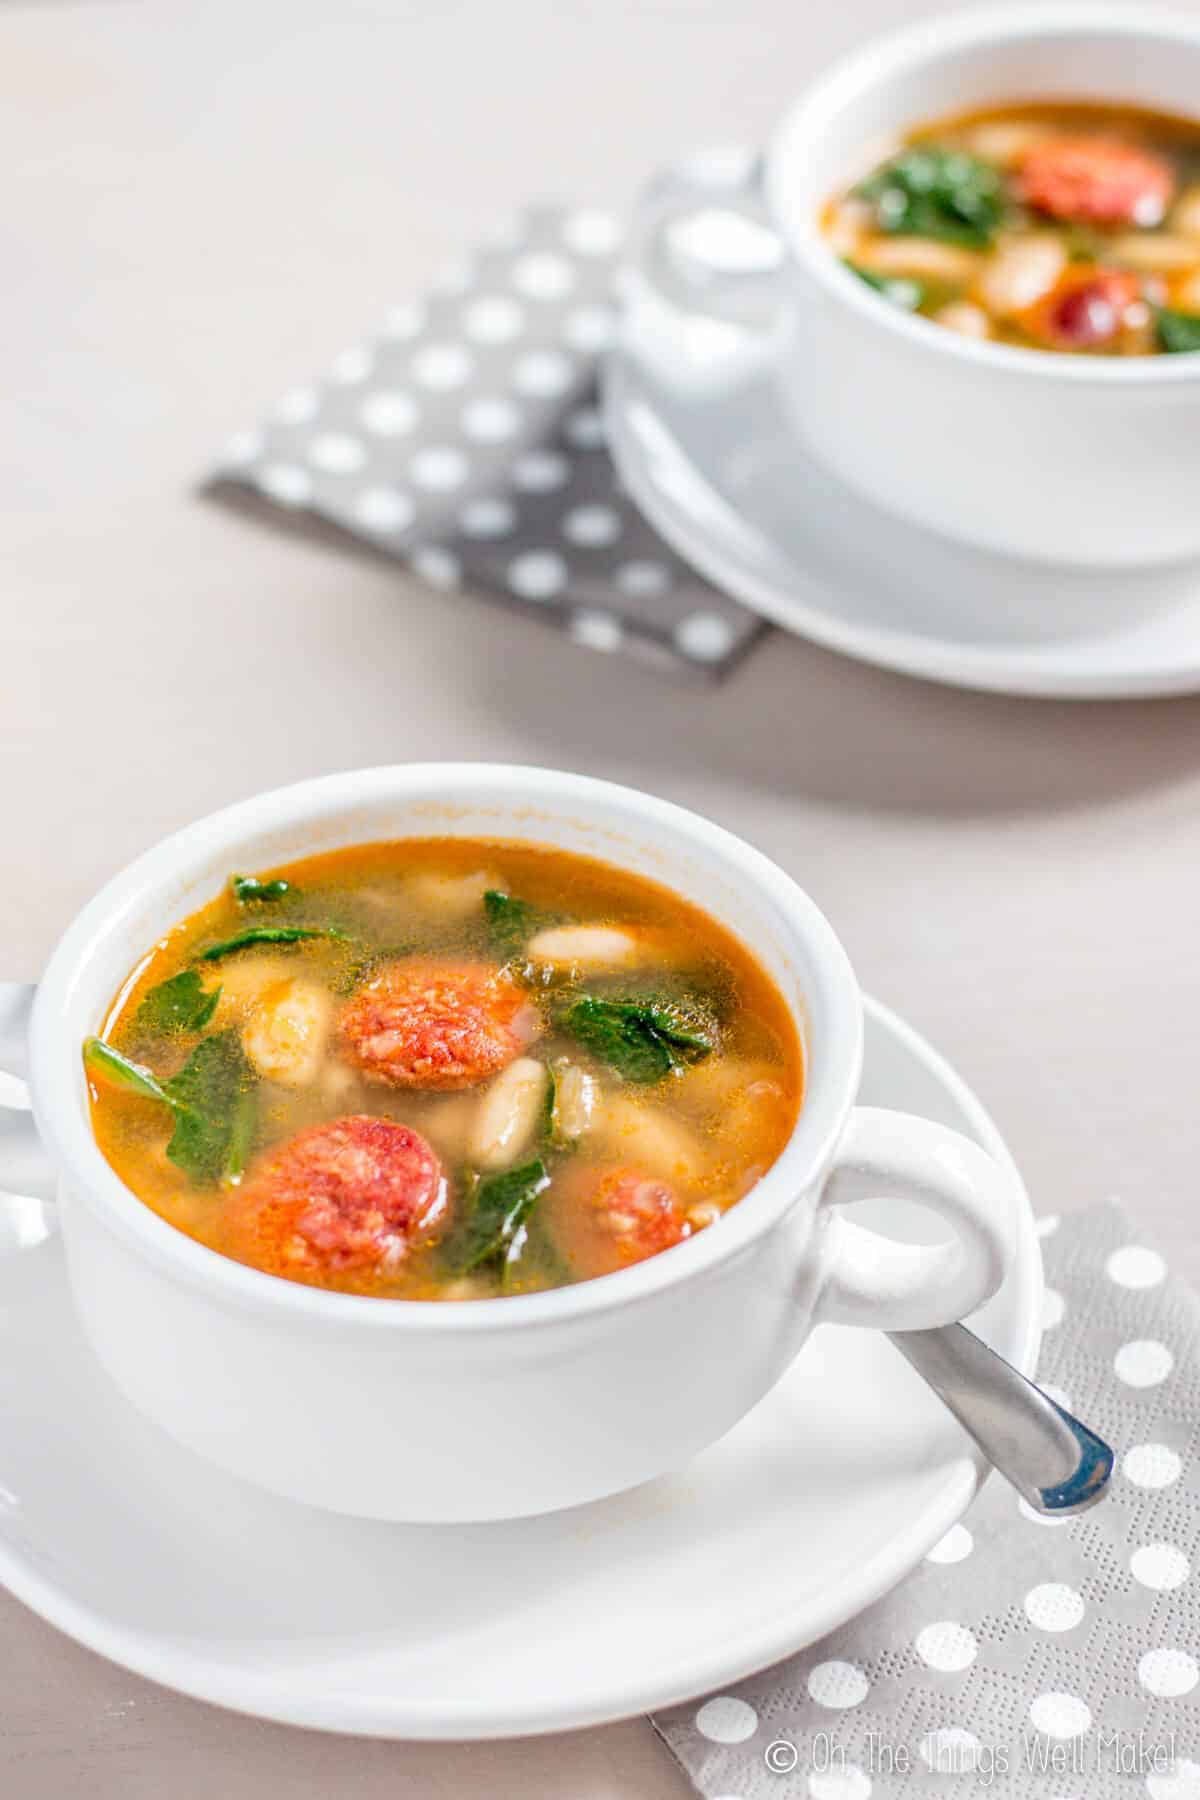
84, 841, 802, 1300
824, 102, 1200, 353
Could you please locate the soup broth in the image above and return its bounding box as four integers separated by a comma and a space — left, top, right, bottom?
823, 100, 1200, 353
85, 840, 803, 1300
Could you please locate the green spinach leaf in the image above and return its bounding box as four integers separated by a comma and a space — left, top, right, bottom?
195, 925, 347, 962
135, 969, 220, 1036
163, 1031, 255, 1184
84, 1031, 256, 1186
222, 1085, 258, 1185
483, 889, 536, 956
561, 995, 716, 1084
856, 147, 1006, 248
845, 262, 925, 311
83, 1038, 184, 1107
453, 1159, 550, 1272
231, 874, 294, 903
1157, 307, 1200, 354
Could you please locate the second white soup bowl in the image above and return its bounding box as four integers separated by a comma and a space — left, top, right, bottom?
6, 766, 1016, 1522
635, 6, 1200, 567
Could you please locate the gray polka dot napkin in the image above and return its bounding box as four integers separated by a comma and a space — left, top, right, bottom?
209, 205, 764, 677
653, 1201, 1200, 1799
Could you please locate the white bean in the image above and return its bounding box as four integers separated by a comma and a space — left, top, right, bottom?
961, 120, 1052, 166
405, 868, 504, 921
856, 236, 982, 284
552, 1060, 597, 1142
675, 1056, 779, 1111
594, 1094, 705, 1184
975, 234, 1066, 317
242, 979, 332, 1088
422, 1093, 478, 1163
1109, 233, 1200, 272
1172, 184, 1200, 241
686, 1201, 723, 1231
825, 196, 873, 256
934, 300, 992, 338
210, 953, 295, 1023
439, 1275, 491, 1302
469, 1057, 549, 1171
526, 923, 643, 972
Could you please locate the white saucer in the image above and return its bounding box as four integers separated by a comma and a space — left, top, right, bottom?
605, 276, 1200, 698
0, 998, 1040, 1740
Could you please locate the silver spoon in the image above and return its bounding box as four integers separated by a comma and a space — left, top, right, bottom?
891, 1322, 1113, 1516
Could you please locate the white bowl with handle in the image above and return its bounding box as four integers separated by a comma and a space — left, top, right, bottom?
0, 764, 1015, 1521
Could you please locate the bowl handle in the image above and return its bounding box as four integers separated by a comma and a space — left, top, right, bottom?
628, 147, 788, 332
814, 1107, 1013, 1331
0, 983, 57, 1250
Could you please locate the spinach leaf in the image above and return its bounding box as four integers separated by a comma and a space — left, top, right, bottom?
222, 1086, 258, 1185
453, 1159, 550, 1273
845, 262, 925, 311
83, 1038, 185, 1108
1157, 307, 1200, 354
84, 1031, 256, 1186
561, 995, 716, 1084
135, 969, 220, 1036
195, 925, 348, 962
163, 1031, 255, 1185
856, 147, 1006, 248
483, 889, 535, 956
231, 873, 293, 904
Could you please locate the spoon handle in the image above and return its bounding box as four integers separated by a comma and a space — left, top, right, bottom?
889, 1322, 1113, 1516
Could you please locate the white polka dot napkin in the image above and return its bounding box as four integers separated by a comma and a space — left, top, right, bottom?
209, 206, 764, 677
653, 1201, 1200, 1799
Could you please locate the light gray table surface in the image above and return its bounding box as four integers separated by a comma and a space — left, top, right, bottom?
4, 1, 1200, 1793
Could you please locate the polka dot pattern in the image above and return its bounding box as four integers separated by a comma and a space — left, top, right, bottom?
360, 391, 418, 437
914, 1621, 977, 1671
1108, 1246, 1167, 1289
462, 296, 525, 342
656, 1202, 1200, 1800
1148, 1758, 1200, 1800
1123, 1443, 1183, 1488
564, 504, 622, 547
1029, 1693, 1092, 1739
1115, 1339, 1174, 1388
215, 202, 757, 672
258, 463, 312, 507
512, 349, 576, 398
1042, 1286, 1066, 1330
508, 551, 567, 602
275, 388, 319, 425
1024, 1583, 1086, 1632
410, 447, 469, 491
806, 1662, 869, 1709
329, 346, 373, 384
411, 344, 474, 390
1131, 1543, 1190, 1591
352, 487, 415, 534
459, 498, 516, 539
308, 433, 366, 474
925, 1523, 973, 1565
808, 1768, 872, 1800
694, 1696, 758, 1744
460, 397, 522, 443
511, 251, 575, 300
1139, 1649, 1199, 1698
